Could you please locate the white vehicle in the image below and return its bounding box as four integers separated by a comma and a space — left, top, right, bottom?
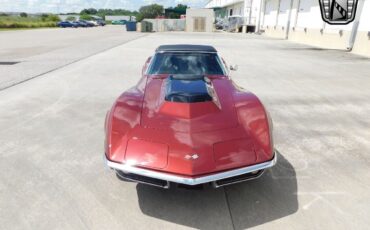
87, 20, 99, 26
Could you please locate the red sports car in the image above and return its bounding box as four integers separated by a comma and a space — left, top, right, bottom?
104, 45, 276, 188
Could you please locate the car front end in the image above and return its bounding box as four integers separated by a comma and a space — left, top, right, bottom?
105, 152, 277, 188
104, 45, 277, 189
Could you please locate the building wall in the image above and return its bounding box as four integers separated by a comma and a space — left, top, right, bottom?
261, 0, 370, 57
105, 15, 131, 21
249, 0, 263, 26
142, 19, 186, 32
206, 0, 263, 26
226, 2, 245, 16
352, 1, 370, 56
186, 9, 215, 32
206, 0, 244, 8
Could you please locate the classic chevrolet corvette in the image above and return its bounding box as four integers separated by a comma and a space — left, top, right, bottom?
104, 45, 276, 188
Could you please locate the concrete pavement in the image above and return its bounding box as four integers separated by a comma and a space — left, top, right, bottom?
0, 30, 369, 230
0, 26, 146, 90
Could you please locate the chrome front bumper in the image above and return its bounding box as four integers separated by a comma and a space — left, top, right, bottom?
104, 152, 277, 188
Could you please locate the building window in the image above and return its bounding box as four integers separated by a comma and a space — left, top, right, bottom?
229, 9, 233, 16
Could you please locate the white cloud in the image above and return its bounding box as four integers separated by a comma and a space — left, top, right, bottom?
0, 0, 208, 13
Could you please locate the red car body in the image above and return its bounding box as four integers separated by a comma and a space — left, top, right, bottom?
104, 45, 276, 188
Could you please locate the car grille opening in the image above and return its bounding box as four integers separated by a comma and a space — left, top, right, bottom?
116, 170, 170, 188
212, 170, 265, 188
177, 183, 205, 190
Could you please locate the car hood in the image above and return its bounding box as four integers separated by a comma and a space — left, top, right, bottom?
140, 75, 239, 133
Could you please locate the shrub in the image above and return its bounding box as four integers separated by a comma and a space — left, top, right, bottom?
0, 14, 58, 29
46, 14, 60, 22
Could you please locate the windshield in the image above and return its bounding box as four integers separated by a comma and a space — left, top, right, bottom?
148, 52, 225, 75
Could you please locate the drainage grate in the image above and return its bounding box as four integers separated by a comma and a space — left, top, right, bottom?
0, 62, 19, 65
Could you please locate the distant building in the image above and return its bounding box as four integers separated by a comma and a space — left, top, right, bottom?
205, 0, 262, 26
186, 9, 214, 32
58, 14, 80, 21
206, 0, 370, 57
105, 15, 134, 21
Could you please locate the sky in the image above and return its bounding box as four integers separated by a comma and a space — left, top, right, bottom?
0, 0, 209, 13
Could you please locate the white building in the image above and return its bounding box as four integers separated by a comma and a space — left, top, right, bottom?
261, 0, 370, 56
186, 9, 215, 32
105, 15, 133, 21
205, 0, 263, 27
206, 0, 370, 57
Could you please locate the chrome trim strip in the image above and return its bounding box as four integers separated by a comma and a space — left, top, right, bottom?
105, 152, 277, 186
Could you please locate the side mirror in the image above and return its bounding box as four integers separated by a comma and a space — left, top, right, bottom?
230, 64, 238, 71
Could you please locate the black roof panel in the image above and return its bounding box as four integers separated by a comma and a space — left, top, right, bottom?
156, 44, 217, 53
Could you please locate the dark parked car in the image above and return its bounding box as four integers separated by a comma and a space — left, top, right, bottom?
215, 19, 225, 30
57, 21, 78, 28
96, 20, 106, 26
73, 21, 87, 27
79, 20, 94, 27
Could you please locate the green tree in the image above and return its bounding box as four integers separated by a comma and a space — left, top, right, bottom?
94, 8, 139, 19
80, 8, 98, 15
79, 14, 93, 20
174, 4, 187, 13
41, 14, 49, 21
137, 4, 164, 21
20, 12, 28, 17
165, 4, 187, 19
47, 14, 61, 22
66, 16, 76, 21
40, 14, 60, 22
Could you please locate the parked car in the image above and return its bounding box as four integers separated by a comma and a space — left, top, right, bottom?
87, 20, 99, 26
226, 16, 247, 32
79, 20, 94, 27
111, 20, 127, 25
104, 45, 277, 189
57, 21, 78, 28
215, 19, 226, 30
96, 20, 106, 26
74, 21, 88, 27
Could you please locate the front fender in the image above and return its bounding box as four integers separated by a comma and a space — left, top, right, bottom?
233, 90, 274, 162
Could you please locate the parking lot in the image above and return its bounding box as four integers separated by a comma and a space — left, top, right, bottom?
0, 26, 369, 230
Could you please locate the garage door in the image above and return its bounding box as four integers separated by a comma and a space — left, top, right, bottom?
193, 17, 206, 32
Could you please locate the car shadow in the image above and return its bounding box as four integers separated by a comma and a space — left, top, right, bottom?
136, 152, 298, 230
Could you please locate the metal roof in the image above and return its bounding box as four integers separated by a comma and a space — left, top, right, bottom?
156, 45, 217, 53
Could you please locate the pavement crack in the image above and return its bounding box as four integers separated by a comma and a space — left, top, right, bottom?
223, 187, 236, 230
